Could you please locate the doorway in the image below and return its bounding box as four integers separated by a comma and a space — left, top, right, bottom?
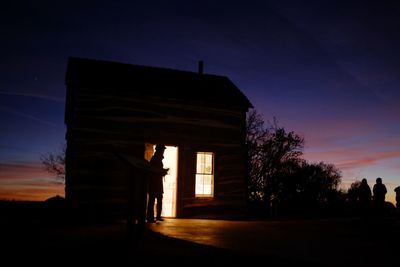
144, 144, 178, 218
162, 146, 178, 217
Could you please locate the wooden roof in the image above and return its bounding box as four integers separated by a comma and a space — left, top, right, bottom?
65, 57, 253, 110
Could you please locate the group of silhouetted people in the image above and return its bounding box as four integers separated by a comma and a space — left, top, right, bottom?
357, 177, 392, 216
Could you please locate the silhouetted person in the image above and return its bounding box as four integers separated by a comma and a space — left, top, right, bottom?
394, 186, 400, 211
373, 177, 387, 215
146, 144, 169, 223
358, 178, 372, 216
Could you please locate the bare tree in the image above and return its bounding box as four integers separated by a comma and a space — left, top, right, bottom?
245, 109, 269, 202
245, 109, 304, 204
40, 143, 66, 184
245, 109, 342, 217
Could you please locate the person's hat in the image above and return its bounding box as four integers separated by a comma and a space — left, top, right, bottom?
155, 144, 166, 151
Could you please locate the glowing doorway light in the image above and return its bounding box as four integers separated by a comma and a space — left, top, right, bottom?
161, 146, 178, 217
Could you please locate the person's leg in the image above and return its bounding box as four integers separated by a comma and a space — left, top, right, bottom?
147, 194, 155, 222
156, 194, 163, 221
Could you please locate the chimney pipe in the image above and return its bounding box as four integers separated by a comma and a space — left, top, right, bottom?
198, 60, 204, 74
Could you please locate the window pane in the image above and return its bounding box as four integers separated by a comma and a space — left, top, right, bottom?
196, 184, 203, 195
197, 175, 204, 184
203, 175, 211, 184
203, 185, 212, 195
196, 153, 205, 173
204, 165, 212, 174
205, 154, 212, 167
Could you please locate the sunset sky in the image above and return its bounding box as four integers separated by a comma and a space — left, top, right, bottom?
1, 0, 399, 203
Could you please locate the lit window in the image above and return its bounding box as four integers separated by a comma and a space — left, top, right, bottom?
195, 152, 214, 197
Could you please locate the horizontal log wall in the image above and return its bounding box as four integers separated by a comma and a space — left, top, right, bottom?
178, 145, 246, 218
66, 89, 247, 218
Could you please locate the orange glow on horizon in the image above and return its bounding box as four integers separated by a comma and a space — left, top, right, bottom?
0, 184, 65, 201
0, 161, 65, 201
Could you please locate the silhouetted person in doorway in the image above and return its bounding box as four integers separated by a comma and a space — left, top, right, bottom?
358, 178, 372, 216
373, 177, 387, 216
146, 144, 169, 223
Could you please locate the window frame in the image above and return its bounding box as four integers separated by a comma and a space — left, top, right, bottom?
195, 151, 214, 198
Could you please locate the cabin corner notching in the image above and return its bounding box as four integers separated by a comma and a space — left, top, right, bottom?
64, 57, 253, 219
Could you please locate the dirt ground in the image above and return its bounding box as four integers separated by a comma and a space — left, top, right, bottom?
1, 202, 399, 266
147, 216, 400, 266
1, 220, 270, 266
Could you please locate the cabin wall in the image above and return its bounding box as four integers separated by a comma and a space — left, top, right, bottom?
65, 89, 247, 218
66, 140, 145, 219
177, 145, 246, 218
67, 92, 245, 144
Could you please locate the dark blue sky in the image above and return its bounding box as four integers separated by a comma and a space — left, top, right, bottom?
1, 0, 399, 201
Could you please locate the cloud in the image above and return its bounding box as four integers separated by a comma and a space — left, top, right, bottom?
341, 150, 400, 169
0, 161, 50, 180
0, 144, 24, 151
0, 91, 65, 102
0, 105, 61, 129
305, 146, 400, 169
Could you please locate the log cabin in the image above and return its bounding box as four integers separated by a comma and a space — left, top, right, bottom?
64, 57, 253, 220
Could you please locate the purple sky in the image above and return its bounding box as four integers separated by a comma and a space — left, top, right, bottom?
1, 0, 399, 202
